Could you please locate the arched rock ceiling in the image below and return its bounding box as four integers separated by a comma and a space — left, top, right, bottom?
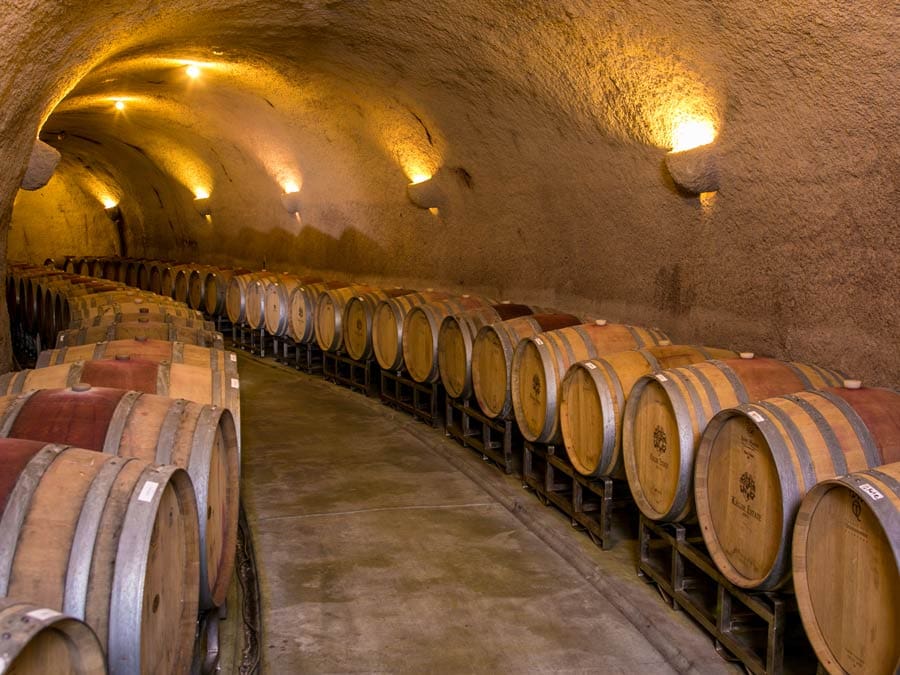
3, 0, 899, 383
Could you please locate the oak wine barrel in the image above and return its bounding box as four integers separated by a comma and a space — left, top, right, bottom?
314, 284, 379, 353
245, 273, 295, 330
287, 281, 353, 343
471, 312, 583, 419
152, 263, 190, 298
342, 289, 417, 361
69, 311, 212, 331
792, 461, 900, 675
263, 275, 306, 337
622, 355, 846, 523
0, 387, 238, 609
371, 291, 453, 371
187, 265, 220, 310
225, 272, 267, 325
56, 321, 225, 350
204, 268, 252, 316
695, 383, 900, 590
38, 337, 237, 371
0, 599, 106, 675
511, 321, 670, 444
438, 303, 544, 400
559, 344, 737, 478
0, 439, 199, 673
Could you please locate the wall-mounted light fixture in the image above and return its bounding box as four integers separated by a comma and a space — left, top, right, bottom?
281, 190, 302, 214
664, 118, 720, 194
194, 193, 211, 216
407, 169, 446, 210
104, 203, 122, 222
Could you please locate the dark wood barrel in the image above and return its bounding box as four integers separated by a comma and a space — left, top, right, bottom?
0, 599, 106, 674
187, 265, 220, 310
792, 461, 900, 675
560, 344, 736, 479
438, 303, 543, 399
154, 264, 192, 298
314, 284, 378, 353
56, 320, 225, 350
0, 387, 238, 609
695, 384, 900, 590
471, 313, 583, 419
342, 289, 418, 361
204, 268, 252, 316
622, 355, 846, 523
0, 439, 199, 672
372, 291, 453, 371
511, 321, 670, 444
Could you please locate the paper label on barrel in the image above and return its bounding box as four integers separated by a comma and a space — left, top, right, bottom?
230, 353, 237, 362
27, 608, 61, 622
138, 481, 159, 503
585, 362, 597, 370
859, 483, 884, 501
655, 374, 668, 383
747, 410, 765, 423
534, 338, 544, 346
231, 378, 240, 389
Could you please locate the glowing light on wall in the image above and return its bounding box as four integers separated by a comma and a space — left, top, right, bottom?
283, 180, 300, 194
671, 116, 716, 152
409, 172, 432, 185
100, 196, 118, 209
186, 64, 202, 79
193, 187, 210, 199
114, 100, 125, 111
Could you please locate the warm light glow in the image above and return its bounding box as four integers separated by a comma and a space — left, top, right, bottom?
409, 173, 432, 185
114, 100, 125, 111
100, 196, 118, 209
283, 180, 300, 194
194, 188, 210, 199
671, 116, 716, 152
428, 207, 440, 216
186, 64, 201, 79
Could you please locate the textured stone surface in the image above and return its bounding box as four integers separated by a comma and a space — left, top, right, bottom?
665, 144, 720, 194
0, 1, 897, 383
20, 140, 61, 190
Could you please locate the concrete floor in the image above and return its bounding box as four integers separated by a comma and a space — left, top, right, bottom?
238, 353, 736, 674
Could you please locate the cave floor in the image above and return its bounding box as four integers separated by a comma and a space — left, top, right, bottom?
235, 351, 737, 674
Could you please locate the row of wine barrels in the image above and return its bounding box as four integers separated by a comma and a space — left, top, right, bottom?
0, 386, 239, 610
511, 321, 670, 444
225, 272, 268, 325
283, 281, 352, 343
372, 291, 452, 371
558, 344, 738, 479
0, 598, 106, 674
187, 265, 222, 310
245, 273, 303, 330
38, 337, 237, 370
343, 289, 419, 361
56, 320, 225, 350
694, 383, 900, 591
70, 311, 212, 331
437, 303, 548, 399
0, 439, 199, 673
204, 268, 251, 316
314, 284, 378, 353
471, 312, 584, 419
622, 355, 846, 523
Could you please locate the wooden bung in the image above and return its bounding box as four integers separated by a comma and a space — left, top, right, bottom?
622, 355, 846, 523
371, 291, 453, 371
0, 387, 238, 609
792, 461, 900, 675
694, 384, 900, 591
471, 312, 583, 419
56, 321, 225, 350
0, 598, 106, 675
438, 303, 544, 400
0, 439, 199, 673
511, 321, 670, 444
559, 344, 737, 479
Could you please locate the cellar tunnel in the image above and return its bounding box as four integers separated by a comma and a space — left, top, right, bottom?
3, 1, 898, 383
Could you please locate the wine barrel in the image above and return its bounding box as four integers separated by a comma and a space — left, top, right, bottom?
155, 264, 192, 298
560, 344, 737, 478
622, 355, 846, 523
124, 259, 152, 289
245, 273, 292, 330
101, 257, 123, 281
263, 276, 304, 337
471, 313, 583, 419
69, 312, 213, 331
225, 272, 267, 325
0, 387, 238, 609
38, 337, 236, 371
792, 461, 900, 675
695, 383, 900, 590
314, 285, 378, 352
0, 439, 199, 673
42, 278, 122, 335
56, 321, 225, 350
0, 357, 242, 443
511, 321, 670, 444
286, 281, 353, 343
342, 289, 417, 361
0, 599, 106, 675
69, 300, 203, 326
187, 265, 220, 310
74, 258, 95, 277
21, 271, 66, 332
438, 303, 544, 400
372, 291, 454, 371
63, 257, 80, 274
204, 268, 252, 316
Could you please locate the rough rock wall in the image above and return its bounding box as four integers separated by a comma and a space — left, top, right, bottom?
2, 1, 898, 383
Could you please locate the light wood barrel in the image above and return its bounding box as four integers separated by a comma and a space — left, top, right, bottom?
793, 461, 900, 675
245, 273, 293, 330
43, 279, 122, 338
0, 357, 241, 443
695, 384, 900, 590
314, 285, 377, 352
0, 439, 199, 673
471, 313, 583, 419
560, 344, 737, 479
38, 337, 236, 371
0, 387, 238, 609
511, 322, 670, 443
622, 355, 846, 523
342, 289, 417, 361
287, 281, 353, 343
0, 599, 106, 675
204, 268, 251, 316
187, 265, 220, 310
372, 291, 453, 371
438, 303, 544, 399
69, 312, 213, 331
225, 272, 266, 325
56, 321, 225, 350
263, 275, 306, 337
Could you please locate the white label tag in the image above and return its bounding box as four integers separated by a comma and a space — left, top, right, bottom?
27, 608, 61, 622
655, 374, 668, 383
138, 481, 159, 503
747, 410, 765, 423
859, 483, 884, 501
585, 362, 597, 370
230, 353, 237, 362
534, 338, 544, 346
231, 378, 240, 389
